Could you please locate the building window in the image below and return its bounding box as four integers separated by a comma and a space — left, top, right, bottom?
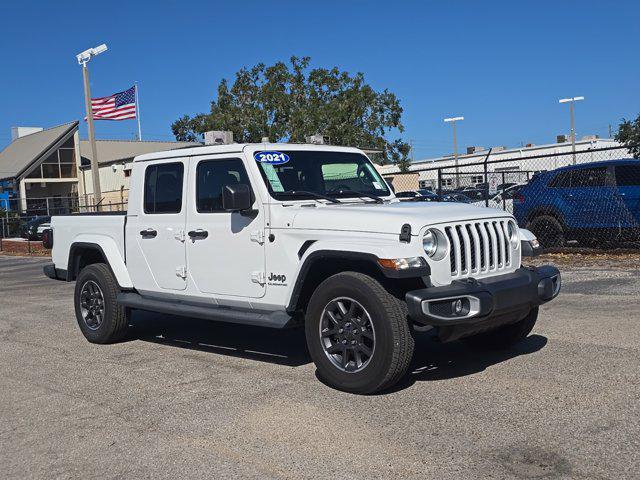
26, 147, 77, 180
124, 169, 131, 178
471, 175, 484, 185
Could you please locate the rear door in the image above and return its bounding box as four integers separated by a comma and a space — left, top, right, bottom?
568, 166, 615, 228
126, 159, 187, 292
185, 155, 266, 298
614, 164, 640, 228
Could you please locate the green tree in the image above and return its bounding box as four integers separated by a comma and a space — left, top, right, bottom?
615, 114, 640, 158
172, 56, 410, 165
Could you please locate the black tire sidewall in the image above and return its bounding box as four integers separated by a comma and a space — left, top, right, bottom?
305, 274, 400, 393
529, 215, 564, 248
74, 264, 123, 343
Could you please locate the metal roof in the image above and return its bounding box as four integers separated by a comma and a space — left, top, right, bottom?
79, 139, 199, 166
0, 121, 78, 180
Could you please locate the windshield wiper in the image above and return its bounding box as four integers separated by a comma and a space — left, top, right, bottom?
279, 190, 341, 204
329, 189, 384, 204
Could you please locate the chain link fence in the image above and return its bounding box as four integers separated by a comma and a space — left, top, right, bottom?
0, 194, 126, 239
383, 146, 640, 250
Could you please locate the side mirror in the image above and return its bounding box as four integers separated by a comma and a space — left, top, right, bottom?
223, 184, 253, 212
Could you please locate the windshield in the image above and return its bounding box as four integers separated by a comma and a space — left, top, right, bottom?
254, 150, 391, 201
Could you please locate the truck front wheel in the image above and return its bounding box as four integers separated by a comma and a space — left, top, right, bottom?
74, 263, 129, 344
305, 272, 415, 394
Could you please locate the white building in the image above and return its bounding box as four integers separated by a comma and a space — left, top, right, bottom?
378, 137, 626, 192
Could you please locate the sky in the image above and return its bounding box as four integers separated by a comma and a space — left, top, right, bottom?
1, 0, 639, 160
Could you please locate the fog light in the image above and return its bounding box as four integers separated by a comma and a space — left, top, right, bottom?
453, 299, 463, 314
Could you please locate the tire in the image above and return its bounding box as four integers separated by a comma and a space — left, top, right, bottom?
527, 215, 565, 249
74, 263, 129, 344
305, 272, 414, 394
462, 307, 539, 350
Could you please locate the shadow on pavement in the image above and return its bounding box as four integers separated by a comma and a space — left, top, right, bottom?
387, 333, 548, 393
127, 310, 547, 392
128, 310, 311, 367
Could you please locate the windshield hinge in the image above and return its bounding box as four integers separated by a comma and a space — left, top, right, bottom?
251, 271, 266, 285
175, 266, 187, 279
250, 230, 265, 244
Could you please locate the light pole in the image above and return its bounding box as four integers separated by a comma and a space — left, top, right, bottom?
77, 44, 108, 210
559, 96, 584, 165
444, 116, 464, 188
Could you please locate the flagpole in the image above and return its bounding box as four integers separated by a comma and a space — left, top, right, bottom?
135, 82, 142, 141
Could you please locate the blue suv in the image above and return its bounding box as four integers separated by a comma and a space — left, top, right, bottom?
513, 159, 640, 248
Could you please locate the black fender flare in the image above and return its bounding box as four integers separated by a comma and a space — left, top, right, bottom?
286, 250, 430, 312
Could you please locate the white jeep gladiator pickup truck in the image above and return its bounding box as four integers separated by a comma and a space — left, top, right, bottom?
43, 143, 560, 394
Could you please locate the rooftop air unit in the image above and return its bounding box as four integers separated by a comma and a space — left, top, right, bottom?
204, 131, 234, 145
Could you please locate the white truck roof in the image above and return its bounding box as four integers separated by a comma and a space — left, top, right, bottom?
133, 143, 365, 163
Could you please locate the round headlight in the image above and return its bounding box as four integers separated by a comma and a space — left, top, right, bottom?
423, 229, 438, 257
508, 221, 519, 248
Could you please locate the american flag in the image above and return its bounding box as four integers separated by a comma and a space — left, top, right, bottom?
90, 86, 137, 120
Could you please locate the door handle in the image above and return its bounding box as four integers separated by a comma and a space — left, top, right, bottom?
140, 228, 157, 238
188, 229, 209, 240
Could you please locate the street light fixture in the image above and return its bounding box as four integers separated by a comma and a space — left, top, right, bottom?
558, 96, 584, 164
444, 116, 464, 188
77, 43, 108, 210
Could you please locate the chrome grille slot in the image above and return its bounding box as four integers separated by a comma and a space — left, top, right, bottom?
444, 219, 515, 279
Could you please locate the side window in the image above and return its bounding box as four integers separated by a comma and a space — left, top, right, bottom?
196, 158, 252, 213
144, 162, 184, 214
571, 167, 608, 188
615, 165, 640, 186
549, 171, 572, 188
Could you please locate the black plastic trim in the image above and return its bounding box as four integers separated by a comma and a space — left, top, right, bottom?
297, 240, 316, 259
521, 240, 543, 257
67, 242, 109, 281
287, 250, 431, 312
406, 265, 561, 327
399, 223, 412, 243
43, 264, 67, 281
117, 292, 295, 329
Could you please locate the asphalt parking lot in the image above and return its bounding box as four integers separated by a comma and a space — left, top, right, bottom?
1, 255, 638, 479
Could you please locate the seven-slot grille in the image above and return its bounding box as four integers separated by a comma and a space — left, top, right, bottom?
444, 220, 513, 278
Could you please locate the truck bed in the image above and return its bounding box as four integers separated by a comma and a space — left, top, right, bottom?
51, 214, 127, 271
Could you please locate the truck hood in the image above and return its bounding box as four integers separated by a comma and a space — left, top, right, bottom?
289, 201, 512, 235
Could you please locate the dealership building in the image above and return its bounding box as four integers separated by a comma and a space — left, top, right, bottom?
378, 136, 626, 191
0, 122, 196, 214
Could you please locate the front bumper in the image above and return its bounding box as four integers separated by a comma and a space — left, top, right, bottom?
406, 265, 561, 341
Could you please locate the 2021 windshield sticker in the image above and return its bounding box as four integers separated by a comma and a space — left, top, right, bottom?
254, 151, 289, 165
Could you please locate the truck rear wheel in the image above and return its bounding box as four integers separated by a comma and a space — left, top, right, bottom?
74, 263, 129, 344
305, 272, 414, 394
462, 307, 539, 349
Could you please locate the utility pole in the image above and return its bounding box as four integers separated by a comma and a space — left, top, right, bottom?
77, 44, 108, 210
444, 116, 464, 188
559, 96, 584, 165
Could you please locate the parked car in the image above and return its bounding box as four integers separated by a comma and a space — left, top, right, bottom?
470, 184, 523, 214
396, 190, 441, 202
20, 216, 51, 240
441, 192, 473, 203
513, 159, 640, 248
43, 142, 559, 394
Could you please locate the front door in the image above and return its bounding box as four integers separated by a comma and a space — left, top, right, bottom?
185, 155, 266, 298
126, 159, 187, 292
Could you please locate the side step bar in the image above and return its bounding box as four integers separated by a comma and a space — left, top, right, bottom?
117, 292, 296, 329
